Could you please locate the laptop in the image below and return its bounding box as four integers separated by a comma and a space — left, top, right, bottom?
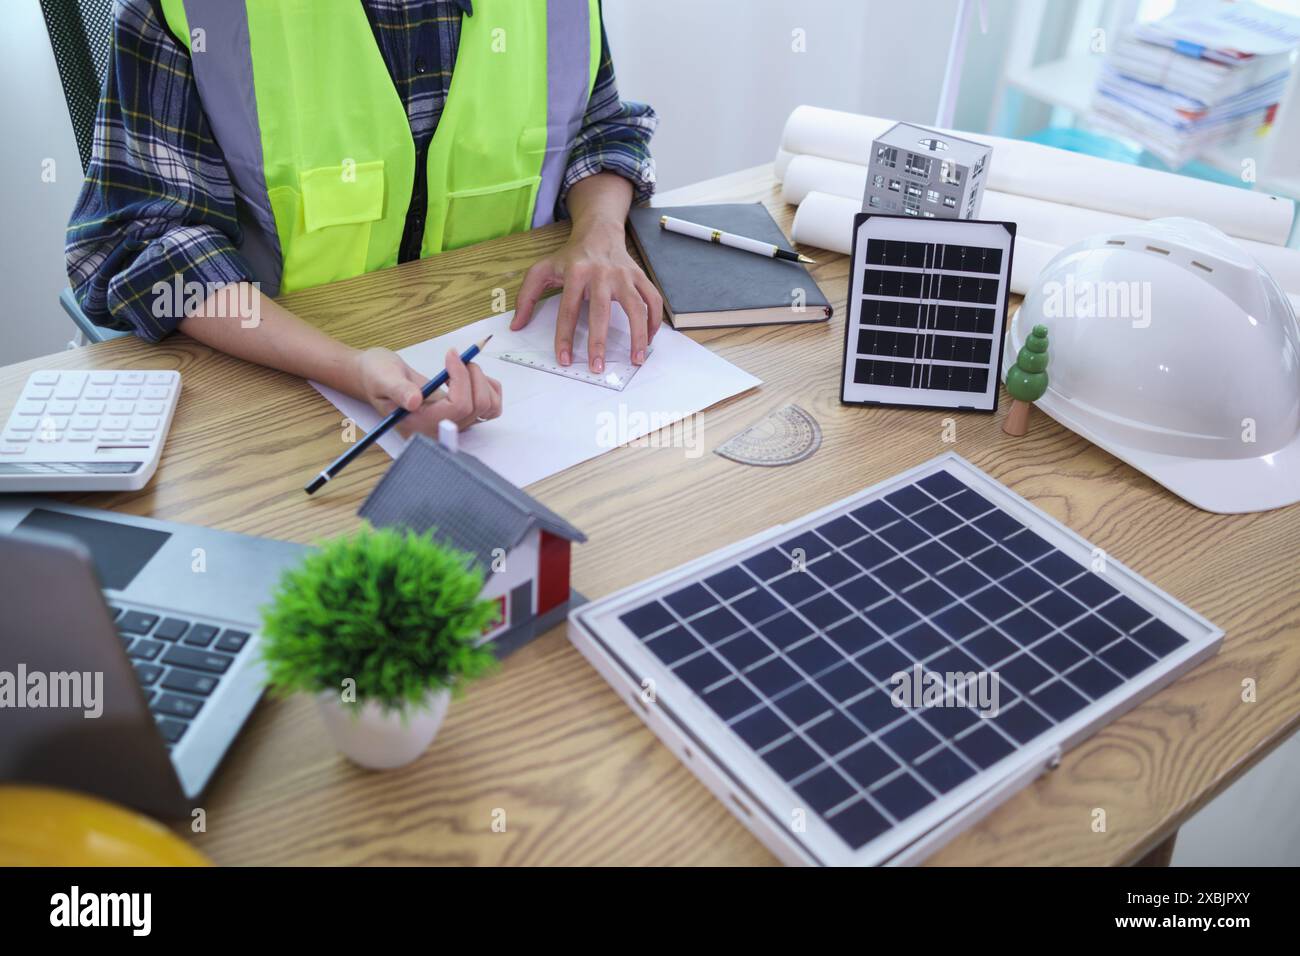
0, 498, 306, 819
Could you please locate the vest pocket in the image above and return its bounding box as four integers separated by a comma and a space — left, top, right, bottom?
442, 175, 541, 251
269, 160, 387, 293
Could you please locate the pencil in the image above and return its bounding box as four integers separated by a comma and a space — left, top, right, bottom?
304, 334, 493, 495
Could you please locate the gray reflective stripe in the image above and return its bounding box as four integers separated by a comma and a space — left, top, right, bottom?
531, 0, 593, 229
181, 0, 283, 296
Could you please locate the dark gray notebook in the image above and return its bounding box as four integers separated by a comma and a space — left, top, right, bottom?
628, 203, 832, 329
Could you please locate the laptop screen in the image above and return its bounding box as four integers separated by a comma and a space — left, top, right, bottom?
16, 509, 171, 591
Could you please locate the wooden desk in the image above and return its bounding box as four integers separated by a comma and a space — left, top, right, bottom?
7, 165, 1297, 865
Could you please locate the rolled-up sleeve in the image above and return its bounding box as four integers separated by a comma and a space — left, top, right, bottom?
65, 0, 252, 342
556, 11, 658, 219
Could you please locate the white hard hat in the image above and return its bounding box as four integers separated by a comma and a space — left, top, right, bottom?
1003, 217, 1300, 514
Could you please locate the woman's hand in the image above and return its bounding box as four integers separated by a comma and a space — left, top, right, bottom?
510, 173, 662, 374
354, 346, 503, 437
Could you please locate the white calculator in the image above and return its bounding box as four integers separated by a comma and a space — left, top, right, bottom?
0, 369, 181, 492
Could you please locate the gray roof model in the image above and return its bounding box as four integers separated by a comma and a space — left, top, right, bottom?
359, 435, 586, 569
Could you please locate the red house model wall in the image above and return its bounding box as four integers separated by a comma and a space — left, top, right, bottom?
536, 531, 572, 615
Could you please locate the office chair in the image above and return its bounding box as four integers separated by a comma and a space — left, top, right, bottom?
39, 0, 130, 344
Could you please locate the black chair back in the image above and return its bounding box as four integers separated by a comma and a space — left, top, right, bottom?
39, 0, 116, 173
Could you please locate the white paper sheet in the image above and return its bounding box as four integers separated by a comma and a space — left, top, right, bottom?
777, 105, 1295, 246
311, 296, 762, 488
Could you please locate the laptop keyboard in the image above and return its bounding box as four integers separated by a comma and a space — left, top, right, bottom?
110, 605, 250, 746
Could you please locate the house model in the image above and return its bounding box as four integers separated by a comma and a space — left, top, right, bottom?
358, 432, 587, 657
862, 122, 991, 221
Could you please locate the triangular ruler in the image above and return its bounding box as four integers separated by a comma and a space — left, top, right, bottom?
495, 349, 651, 392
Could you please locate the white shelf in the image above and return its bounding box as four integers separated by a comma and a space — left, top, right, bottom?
1005, 54, 1300, 202
1006, 54, 1102, 115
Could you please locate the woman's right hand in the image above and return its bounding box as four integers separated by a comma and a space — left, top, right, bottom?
353, 346, 503, 438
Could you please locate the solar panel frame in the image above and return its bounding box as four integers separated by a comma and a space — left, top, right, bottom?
567, 453, 1223, 866
840, 214, 1016, 413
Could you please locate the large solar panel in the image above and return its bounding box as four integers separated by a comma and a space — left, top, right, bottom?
840, 215, 1015, 412
568, 454, 1222, 866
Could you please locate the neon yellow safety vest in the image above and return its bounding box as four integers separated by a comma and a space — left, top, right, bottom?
159, 0, 599, 296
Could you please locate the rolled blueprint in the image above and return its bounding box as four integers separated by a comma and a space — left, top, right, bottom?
789, 189, 1300, 297
781, 155, 868, 206
777, 105, 1295, 247
774, 147, 796, 181
789, 191, 857, 257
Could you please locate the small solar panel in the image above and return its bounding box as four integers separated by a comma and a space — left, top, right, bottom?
568, 454, 1222, 866
840, 214, 1015, 412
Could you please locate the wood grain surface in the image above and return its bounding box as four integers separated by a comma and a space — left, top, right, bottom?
6, 165, 1296, 866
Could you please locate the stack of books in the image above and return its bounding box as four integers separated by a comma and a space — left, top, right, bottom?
1089, 1, 1300, 168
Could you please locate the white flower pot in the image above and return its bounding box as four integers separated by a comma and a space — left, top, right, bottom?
315, 688, 451, 770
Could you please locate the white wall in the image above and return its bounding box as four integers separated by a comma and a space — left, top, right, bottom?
603, 0, 1004, 191
0, 0, 85, 363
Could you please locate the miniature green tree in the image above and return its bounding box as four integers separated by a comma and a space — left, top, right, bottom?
260, 527, 498, 713
1003, 324, 1050, 437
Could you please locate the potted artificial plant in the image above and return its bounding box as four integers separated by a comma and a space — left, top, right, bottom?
260, 526, 497, 770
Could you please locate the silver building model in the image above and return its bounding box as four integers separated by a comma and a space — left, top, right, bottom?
862, 122, 992, 220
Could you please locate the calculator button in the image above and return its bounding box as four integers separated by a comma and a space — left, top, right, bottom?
97, 431, 125, 442
119, 372, 145, 385
7, 415, 37, 432
89, 372, 116, 385
84, 385, 111, 399
32, 371, 60, 385
112, 386, 140, 400
102, 415, 130, 430
48, 400, 77, 415
26, 386, 52, 400
108, 400, 135, 415
132, 415, 160, 430
142, 386, 170, 400
0, 443, 25, 454
67, 431, 95, 442
127, 431, 156, 443
80, 400, 105, 414
15, 401, 45, 416
146, 372, 173, 384
53, 374, 86, 399
71, 415, 100, 430
2, 431, 31, 443
138, 400, 165, 415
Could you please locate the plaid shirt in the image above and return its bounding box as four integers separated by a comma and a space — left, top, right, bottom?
67, 0, 657, 341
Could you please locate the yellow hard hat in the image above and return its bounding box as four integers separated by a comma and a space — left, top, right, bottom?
0, 785, 210, 866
